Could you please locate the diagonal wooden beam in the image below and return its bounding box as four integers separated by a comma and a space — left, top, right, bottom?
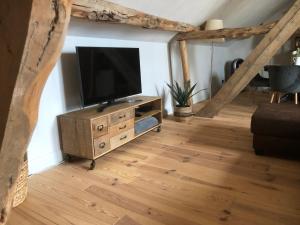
0, 0, 71, 224
196, 0, 300, 118
72, 0, 199, 32
176, 21, 277, 41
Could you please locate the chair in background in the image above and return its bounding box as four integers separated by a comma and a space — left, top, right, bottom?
226, 58, 269, 87
265, 65, 300, 104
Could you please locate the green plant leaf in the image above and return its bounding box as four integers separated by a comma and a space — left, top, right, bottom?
175, 82, 184, 106
186, 83, 197, 99
167, 82, 182, 105
167, 81, 202, 107
167, 84, 179, 103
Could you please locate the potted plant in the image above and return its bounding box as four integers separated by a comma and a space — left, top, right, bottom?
292, 48, 300, 65
167, 81, 200, 117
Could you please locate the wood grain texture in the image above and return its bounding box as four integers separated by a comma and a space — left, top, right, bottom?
109, 119, 134, 138
0, 0, 71, 224
59, 116, 94, 159
94, 134, 111, 157
61, 96, 161, 120
179, 41, 190, 82
59, 97, 162, 161
176, 21, 277, 41
92, 116, 108, 138
7, 92, 300, 225
110, 129, 135, 150
72, 0, 199, 32
196, 0, 300, 118
109, 109, 134, 126
115, 216, 141, 225
179, 40, 192, 105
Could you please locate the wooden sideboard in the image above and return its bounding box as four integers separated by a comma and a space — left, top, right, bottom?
58, 96, 162, 169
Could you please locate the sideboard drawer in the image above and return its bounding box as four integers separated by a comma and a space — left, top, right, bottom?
109, 118, 134, 137
93, 135, 110, 157
92, 117, 108, 138
110, 129, 134, 149
109, 109, 134, 125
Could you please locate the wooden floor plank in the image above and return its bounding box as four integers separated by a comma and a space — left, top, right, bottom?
7, 92, 300, 225
115, 216, 142, 225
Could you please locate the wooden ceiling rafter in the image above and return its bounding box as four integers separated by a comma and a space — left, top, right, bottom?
176, 21, 277, 41
71, 0, 200, 32
71, 0, 282, 41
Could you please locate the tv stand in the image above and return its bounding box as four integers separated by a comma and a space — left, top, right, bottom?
58, 96, 162, 170
97, 98, 143, 112
126, 98, 143, 103
97, 100, 117, 112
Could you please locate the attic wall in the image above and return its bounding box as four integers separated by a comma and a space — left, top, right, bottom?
171, 41, 227, 103
27, 35, 172, 174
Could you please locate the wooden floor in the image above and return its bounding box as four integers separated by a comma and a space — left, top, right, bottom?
8, 92, 300, 225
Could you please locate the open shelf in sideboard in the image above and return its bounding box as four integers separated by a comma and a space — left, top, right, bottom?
135, 109, 161, 123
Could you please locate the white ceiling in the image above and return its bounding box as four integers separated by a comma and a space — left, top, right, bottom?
68, 0, 293, 42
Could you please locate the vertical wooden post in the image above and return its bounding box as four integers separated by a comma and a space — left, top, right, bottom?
179, 40, 192, 105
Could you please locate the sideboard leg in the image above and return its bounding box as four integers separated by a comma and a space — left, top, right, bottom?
89, 160, 96, 170
65, 154, 72, 162
156, 126, 161, 132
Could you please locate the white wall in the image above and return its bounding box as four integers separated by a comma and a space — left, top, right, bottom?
28, 36, 171, 174
170, 40, 228, 103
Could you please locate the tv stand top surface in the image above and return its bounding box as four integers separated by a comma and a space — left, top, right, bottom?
62, 96, 161, 119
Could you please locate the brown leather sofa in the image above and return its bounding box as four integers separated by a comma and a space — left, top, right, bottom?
251, 103, 300, 156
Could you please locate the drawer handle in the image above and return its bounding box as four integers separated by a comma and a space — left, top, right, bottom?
120, 135, 127, 140
99, 142, 106, 149
119, 114, 126, 119
119, 125, 127, 130
96, 125, 104, 131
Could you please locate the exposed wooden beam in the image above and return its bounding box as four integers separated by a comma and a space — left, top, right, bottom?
179, 40, 192, 105
196, 0, 300, 118
72, 0, 199, 32
179, 41, 191, 84
176, 21, 277, 41
0, 0, 71, 224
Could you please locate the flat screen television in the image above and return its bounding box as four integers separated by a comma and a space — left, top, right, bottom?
76, 47, 142, 106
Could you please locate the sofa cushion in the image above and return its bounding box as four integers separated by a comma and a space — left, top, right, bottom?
251, 103, 300, 138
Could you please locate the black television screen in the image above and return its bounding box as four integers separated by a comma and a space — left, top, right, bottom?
76, 47, 142, 106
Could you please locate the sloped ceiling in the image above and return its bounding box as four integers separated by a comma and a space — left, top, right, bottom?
68, 0, 293, 42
